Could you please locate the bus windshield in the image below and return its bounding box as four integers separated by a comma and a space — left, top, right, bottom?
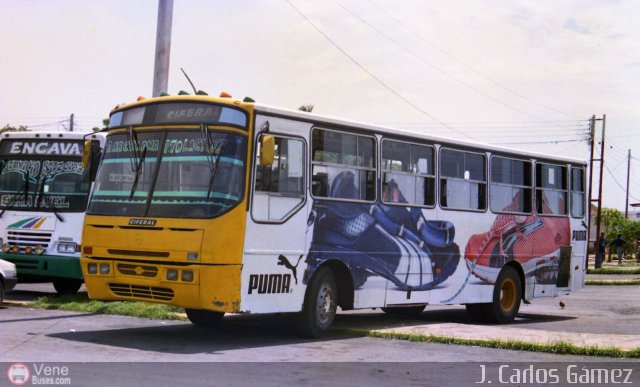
88, 129, 247, 219
0, 155, 90, 213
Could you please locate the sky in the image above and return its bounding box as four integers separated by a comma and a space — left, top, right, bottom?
1, 0, 639, 211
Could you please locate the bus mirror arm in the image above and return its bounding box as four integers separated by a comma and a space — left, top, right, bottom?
259, 135, 275, 166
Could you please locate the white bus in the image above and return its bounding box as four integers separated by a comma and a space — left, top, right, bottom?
0, 131, 105, 293
81, 94, 587, 337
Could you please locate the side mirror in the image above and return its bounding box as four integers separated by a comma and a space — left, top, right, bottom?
259, 135, 275, 166
82, 140, 92, 169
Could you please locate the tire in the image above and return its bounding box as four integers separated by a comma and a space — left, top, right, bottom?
381, 305, 426, 317
0, 280, 5, 304
185, 308, 225, 328
483, 266, 522, 323
296, 267, 338, 338
53, 279, 83, 294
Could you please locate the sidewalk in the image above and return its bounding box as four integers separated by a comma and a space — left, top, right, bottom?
336, 284, 640, 353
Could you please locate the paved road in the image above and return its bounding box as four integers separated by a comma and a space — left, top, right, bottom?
1, 282, 639, 386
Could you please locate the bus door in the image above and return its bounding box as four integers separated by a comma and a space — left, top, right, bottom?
244, 123, 309, 313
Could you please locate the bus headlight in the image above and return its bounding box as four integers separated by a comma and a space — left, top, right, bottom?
181, 270, 194, 282
2, 243, 10, 253
10, 246, 19, 254
99, 263, 111, 275
167, 269, 178, 281
34, 245, 45, 255
88, 263, 98, 274
57, 241, 78, 254
24, 246, 33, 254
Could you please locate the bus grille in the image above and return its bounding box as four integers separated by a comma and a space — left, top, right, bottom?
117, 263, 158, 278
109, 283, 174, 301
556, 246, 572, 287
7, 230, 52, 251
107, 249, 170, 258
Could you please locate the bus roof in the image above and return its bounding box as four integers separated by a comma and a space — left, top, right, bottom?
253, 102, 588, 166
110, 95, 587, 166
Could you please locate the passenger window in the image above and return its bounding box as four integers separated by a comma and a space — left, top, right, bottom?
381, 139, 435, 207
570, 167, 585, 218
536, 163, 567, 216
490, 156, 532, 214
440, 148, 486, 211
252, 134, 305, 222
311, 128, 375, 202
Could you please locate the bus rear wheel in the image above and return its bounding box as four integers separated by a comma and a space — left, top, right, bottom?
466, 266, 522, 323
185, 308, 225, 328
296, 267, 338, 338
53, 279, 83, 294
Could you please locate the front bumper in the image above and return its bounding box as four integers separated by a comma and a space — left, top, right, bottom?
1, 254, 82, 280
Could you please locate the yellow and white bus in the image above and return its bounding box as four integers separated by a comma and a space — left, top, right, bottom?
81, 93, 587, 337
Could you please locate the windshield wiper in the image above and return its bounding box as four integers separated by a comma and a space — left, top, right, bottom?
127, 126, 140, 173
200, 125, 224, 200
129, 147, 148, 200
35, 175, 64, 222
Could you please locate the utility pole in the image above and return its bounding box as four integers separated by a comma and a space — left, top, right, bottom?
69, 113, 74, 132
587, 114, 606, 269
625, 149, 631, 219
152, 0, 173, 97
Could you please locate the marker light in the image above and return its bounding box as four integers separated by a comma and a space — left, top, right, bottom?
219, 91, 232, 98
88, 263, 98, 274
167, 269, 178, 281
187, 252, 198, 260
196, 90, 208, 95
181, 270, 194, 282
243, 97, 255, 103
10, 246, 19, 254
178, 90, 190, 95
137, 96, 146, 101
1, 244, 9, 253
24, 246, 32, 254
35, 245, 45, 255
100, 263, 111, 275
160, 92, 170, 97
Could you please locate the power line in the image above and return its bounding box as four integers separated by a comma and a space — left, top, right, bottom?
285, 0, 475, 140
366, 0, 581, 120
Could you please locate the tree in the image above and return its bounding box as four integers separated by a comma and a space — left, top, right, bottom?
92, 118, 110, 132
1, 124, 29, 133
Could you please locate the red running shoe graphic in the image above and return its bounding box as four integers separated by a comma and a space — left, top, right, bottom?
465, 212, 570, 284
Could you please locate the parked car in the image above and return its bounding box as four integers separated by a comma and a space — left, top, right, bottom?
0, 259, 18, 304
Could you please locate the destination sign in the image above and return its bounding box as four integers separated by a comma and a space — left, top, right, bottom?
110, 102, 247, 128
0, 140, 83, 157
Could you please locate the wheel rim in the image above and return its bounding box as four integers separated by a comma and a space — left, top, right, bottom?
499, 278, 517, 312
316, 281, 336, 326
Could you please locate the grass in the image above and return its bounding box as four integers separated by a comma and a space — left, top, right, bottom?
339, 329, 640, 359
30, 293, 186, 320
585, 279, 640, 286
587, 268, 640, 274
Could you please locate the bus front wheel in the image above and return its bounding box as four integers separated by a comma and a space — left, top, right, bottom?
465, 266, 522, 323
185, 308, 224, 328
53, 279, 83, 294
296, 267, 338, 338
